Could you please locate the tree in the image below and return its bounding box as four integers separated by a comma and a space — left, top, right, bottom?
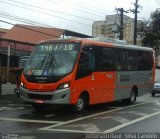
142, 9, 160, 56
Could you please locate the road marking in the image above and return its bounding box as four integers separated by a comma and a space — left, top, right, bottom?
103, 111, 160, 133
128, 111, 147, 116
0, 107, 24, 111
155, 101, 160, 105
39, 102, 150, 131
82, 124, 100, 132
92, 116, 110, 119
18, 136, 36, 139
0, 117, 64, 124
39, 128, 95, 133
111, 116, 130, 123
119, 111, 147, 116
0, 107, 7, 111
134, 106, 160, 112
107, 107, 122, 109
92, 115, 130, 124
67, 124, 100, 132
44, 114, 56, 118
8, 104, 31, 107
149, 108, 160, 111
17, 107, 25, 110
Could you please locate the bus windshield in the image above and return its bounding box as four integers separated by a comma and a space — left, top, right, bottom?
24, 42, 80, 76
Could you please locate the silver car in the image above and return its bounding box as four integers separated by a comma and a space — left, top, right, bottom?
152, 79, 160, 97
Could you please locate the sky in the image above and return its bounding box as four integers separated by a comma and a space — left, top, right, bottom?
0, 0, 159, 36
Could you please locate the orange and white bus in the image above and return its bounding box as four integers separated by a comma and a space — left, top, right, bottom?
19, 37, 155, 111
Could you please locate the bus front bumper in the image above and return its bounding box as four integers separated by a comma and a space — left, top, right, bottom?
19, 87, 71, 105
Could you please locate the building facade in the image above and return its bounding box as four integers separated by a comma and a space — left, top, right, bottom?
92, 14, 143, 45
0, 28, 8, 67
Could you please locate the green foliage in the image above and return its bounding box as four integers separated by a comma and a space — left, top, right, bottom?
142, 9, 160, 56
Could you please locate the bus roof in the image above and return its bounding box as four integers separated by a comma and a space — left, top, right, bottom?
39, 37, 153, 52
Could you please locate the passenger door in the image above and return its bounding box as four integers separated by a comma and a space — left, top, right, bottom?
93, 47, 115, 103
74, 46, 96, 104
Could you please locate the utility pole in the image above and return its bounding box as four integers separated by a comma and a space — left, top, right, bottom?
120, 8, 124, 40
7, 44, 10, 82
115, 8, 128, 40
134, 0, 138, 45
130, 0, 142, 45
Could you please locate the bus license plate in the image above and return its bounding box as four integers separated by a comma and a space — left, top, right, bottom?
35, 99, 44, 104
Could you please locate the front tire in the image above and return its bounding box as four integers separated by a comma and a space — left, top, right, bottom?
72, 95, 87, 112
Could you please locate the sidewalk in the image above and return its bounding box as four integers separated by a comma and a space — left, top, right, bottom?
0, 83, 24, 104
1, 82, 16, 95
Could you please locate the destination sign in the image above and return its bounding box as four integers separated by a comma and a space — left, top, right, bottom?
39, 43, 80, 51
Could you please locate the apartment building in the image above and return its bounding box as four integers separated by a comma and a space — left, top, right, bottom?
92, 14, 143, 45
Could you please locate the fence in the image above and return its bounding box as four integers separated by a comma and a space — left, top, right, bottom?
0, 67, 17, 84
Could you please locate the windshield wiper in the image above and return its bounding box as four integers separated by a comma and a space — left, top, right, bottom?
44, 51, 57, 75
31, 55, 47, 75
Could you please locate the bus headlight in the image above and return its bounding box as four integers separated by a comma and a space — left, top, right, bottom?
57, 82, 70, 90
20, 82, 26, 89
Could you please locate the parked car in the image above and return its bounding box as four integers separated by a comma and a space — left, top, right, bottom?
151, 79, 160, 97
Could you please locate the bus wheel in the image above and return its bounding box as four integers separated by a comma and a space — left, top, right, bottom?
122, 89, 136, 104
72, 95, 87, 112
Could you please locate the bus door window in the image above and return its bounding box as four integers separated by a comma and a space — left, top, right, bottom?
76, 47, 95, 79
94, 47, 103, 71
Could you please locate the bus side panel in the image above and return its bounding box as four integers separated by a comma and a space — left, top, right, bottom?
73, 71, 116, 105
73, 74, 94, 104
138, 70, 154, 95
114, 71, 132, 100
114, 70, 154, 100
92, 72, 116, 104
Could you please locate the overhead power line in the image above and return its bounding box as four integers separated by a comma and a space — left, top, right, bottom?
0, 11, 64, 33
76, 0, 113, 14
5, 0, 97, 21
155, 0, 160, 5
0, 0, 92, 27
0, 12, 49, 27
47, 0, 105, 18
57, 0, 113, 15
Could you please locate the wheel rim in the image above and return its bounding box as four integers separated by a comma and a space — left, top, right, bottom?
77, 98, 84, 110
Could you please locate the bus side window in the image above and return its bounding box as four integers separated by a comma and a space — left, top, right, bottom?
137, 51, 148, 71
102, 48, 115, 71
127, 50, 137, 71
115, 49, 127, 71
147, 52, 154, 70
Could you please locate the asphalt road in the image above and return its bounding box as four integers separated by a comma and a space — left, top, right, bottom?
0, 93, 160, 139
0, 69, 160, 139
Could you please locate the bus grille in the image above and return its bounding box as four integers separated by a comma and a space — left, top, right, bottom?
28, 93, 53, 100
